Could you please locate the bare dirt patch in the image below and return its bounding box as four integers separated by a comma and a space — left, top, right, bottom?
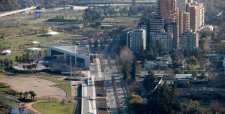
0, 77, 66, 98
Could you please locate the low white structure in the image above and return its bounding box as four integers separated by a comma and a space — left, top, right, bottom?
31, 41, 40, 44
25, 47, 41, 52
46, 31, 59, 36
1, 49, 11, 54
175, 74, 193, 81
144, 61, 157, 69
156, 55, 172, 68
47, 45, 90, 69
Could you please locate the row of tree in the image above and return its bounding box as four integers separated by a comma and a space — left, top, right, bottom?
18, 91, 37, 102
0, 59, 13, 68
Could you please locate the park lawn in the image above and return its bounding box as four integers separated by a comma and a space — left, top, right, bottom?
0, 24, 45, 37
0, 32, 71, 61
38, 75, 65, 83
0, 82, 15, 93
103, 17, 139, 22
55, 82, 71, 97
33, 100, 75, 114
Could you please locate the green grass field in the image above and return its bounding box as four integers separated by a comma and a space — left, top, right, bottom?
38, 75, 65, 83
33, 100, 75, 114
103, 17, 139, 22
55, 82, 71, 97
0, 32, 71, 60
0, 82, 15, 93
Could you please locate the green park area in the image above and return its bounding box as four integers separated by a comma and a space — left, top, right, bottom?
33, 100, 75, 114
102, 17, 139, 22
0, 32, 71, 60
55, 82, 71, 97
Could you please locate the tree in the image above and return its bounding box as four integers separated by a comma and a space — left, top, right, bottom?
148, 83, 181, 114
143, 70, 156, 91
29, 91, 36, 100
15, 56, 19, 62
18, 92, 23, 99
146, 47, 157, 60
171, 51, 184, 68
119, 46, 134, 66
155, 40, 168, 56
187, 56, 199, 66
24, 91, 29, 99
128, 92, 145, 114
0, 60, 3, 67
83, 7, 101, 23
210, 101, 225, 114
122, 62, 131, 83
130, 60, 137, 83
32, 64, 37, 71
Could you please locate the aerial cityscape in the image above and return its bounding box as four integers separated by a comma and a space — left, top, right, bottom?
0, 0, 225, 114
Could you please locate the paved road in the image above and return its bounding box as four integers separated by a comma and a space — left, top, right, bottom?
0, 6, 37, 18
103, 59, 129, 114
81, 71, 97, 114
103, 59, 119, 114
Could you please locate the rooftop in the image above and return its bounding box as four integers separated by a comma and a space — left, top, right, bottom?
48, 45, 90, 57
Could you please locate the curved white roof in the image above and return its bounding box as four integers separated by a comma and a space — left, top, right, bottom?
46, 31, 59, 36
2, 50, 11, 54
26, 47, 41, 52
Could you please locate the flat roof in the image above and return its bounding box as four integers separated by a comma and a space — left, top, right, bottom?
175, 74, 193, 80
48, 45, 90, 57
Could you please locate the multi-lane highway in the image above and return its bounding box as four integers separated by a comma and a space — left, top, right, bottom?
0, 6, 37, 18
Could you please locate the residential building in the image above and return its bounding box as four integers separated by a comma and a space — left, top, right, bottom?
158, 0, 177, 22
144, 61, 157, 69
166, 22, 179, 49
127, 29, 146, 53
156, 55, 172, 68
186, 2, 205, 32
177, 0, 187, 11
183, 11, 190, 32
151, 31, 174, 52
177, 0, 193, 10
180, 30, 199, 54
149, 18, 165, 47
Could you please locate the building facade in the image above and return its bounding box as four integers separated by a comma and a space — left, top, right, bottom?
180, 30, 199, 54
158, 0, 177, 22
127, 29, 146, 53
186, 2, 205, 32
47, 45, 90, 70
151, 31, 174, 52
149, 18, 165, 47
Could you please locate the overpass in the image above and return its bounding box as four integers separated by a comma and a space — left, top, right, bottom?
77, 0, 157, 5
0, 6, 37, 18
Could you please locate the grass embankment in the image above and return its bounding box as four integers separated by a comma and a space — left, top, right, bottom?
33, 100, 75, 114
55, 82, 71, 97
0, 82, 19, 107
102, 17, 139, 22
37, 75, 71, 97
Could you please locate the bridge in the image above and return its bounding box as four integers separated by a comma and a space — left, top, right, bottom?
77, 0, 157, 5
0, 6, 37, 18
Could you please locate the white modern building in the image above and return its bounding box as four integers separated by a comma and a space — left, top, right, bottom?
180, 30, 199, 54
47, 45, 90, 69
127, 28, 146, 53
